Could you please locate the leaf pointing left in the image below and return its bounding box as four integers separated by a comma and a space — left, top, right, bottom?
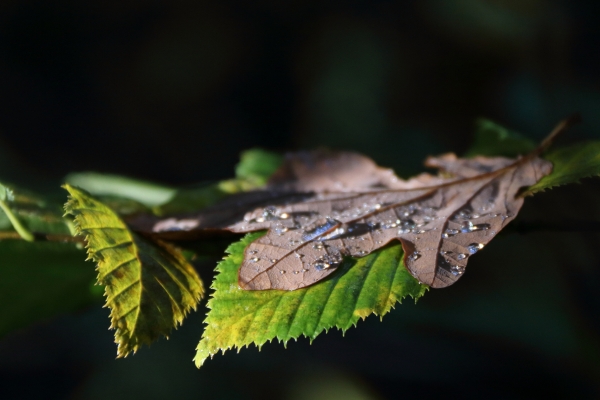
63, 185, 204, 357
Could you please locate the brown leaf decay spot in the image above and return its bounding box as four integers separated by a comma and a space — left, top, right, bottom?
138, 116, 579, 290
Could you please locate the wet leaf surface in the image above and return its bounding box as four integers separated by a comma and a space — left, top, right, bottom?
231, 153, 551, 289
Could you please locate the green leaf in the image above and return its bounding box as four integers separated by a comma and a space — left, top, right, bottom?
194, 232, 427, 367
63, 184, 204, 357
526, 141, 600, 195
0, 181, 72, 240
465, 118, 536, 158
235, 148, 284, 185
65, 172, 177, 207
0, 240, 99, 337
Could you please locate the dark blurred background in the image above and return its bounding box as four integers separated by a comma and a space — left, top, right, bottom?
1, 1, 600, 399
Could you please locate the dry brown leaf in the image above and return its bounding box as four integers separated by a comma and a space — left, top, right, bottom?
227, 154, 550, 289
137, 118, 579, 290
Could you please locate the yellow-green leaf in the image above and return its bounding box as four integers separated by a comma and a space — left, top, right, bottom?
194, 232, 427, 368
63, 184, 204, 357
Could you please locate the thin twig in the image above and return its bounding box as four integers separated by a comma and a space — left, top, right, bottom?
0, 231, 85, 243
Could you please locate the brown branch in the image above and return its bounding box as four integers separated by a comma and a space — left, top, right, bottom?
0, 231, 85, 243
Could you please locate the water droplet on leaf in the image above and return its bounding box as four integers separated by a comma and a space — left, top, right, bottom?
450, 265, 465, 276
467, 243, 484, 254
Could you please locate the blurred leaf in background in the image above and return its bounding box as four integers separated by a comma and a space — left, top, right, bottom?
0, 240, 99, 338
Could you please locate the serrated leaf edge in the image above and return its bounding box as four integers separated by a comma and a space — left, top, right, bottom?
194, 233, 427, 367
63, 184, 203, 357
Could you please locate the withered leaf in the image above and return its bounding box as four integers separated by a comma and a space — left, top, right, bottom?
229, 155, 550, 289
141, 118, 577, 290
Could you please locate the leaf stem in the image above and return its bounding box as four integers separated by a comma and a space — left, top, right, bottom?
0, 199, 35, 241
0, 230, 84, 243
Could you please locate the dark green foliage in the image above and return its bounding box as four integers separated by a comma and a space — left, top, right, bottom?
0, 240, 98, 337
465, 118, 536, 158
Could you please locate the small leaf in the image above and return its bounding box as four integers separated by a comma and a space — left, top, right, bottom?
525, 141, 600, 195
0, 240, 98, 337
465, 118, 536, 158
65, 172, 177, 207
194, 232, 426, 368
235, 148, 284, 185
63, 184, 204, 357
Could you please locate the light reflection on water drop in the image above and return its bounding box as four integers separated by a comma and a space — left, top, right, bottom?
471, 223, 490, 231
438, 256, 464, 276
460, 221, 473, 233
443, 228, 459, 238
467, 243, 484, 254
450, 265, 465, 276
312, 251, 343, 271
302, 217, 339, 241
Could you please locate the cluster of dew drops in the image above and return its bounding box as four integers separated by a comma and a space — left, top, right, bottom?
243, 198, 511, 278
430, 201, 511, 277
244, 205, 352, 273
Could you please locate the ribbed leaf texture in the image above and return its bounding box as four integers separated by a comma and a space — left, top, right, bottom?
195, 232, 427, 367
64, 185, 204, 357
